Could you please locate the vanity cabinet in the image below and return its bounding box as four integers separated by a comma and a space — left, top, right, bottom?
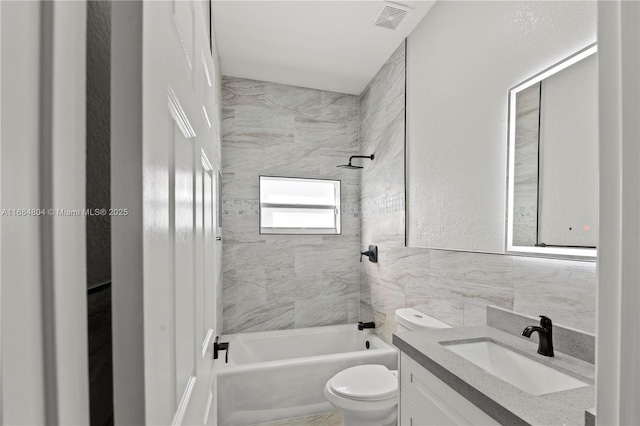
399, 353, 499, 426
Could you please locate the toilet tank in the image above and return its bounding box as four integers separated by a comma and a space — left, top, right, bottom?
395, 308, 451, 332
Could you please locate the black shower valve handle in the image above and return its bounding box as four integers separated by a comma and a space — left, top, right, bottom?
360, 245, 378, 263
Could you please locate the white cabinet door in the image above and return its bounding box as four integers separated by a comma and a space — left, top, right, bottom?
399, 353, 499, 426
400, 391, 443, 426
111, 1, 221, 424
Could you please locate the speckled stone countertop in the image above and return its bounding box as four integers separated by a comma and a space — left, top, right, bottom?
393, 326, 595, 426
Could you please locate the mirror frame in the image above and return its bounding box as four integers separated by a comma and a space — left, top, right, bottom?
506, 43, 598, 259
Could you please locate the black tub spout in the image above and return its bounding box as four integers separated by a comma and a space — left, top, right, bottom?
358, 321, 375, 331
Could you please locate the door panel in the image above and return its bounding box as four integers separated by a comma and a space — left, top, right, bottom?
174, 116, 196, 404
203, 166, 215, 342
112, 1, 220, 424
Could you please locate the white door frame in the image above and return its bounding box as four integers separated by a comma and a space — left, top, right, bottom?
596, 1, 640, 424
1, 1, 89, 424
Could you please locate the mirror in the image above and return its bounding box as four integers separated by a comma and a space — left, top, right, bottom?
506, 44, 598, 258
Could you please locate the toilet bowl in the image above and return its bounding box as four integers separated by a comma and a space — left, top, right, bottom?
324, 309, 451, 426
324, 364, 398, 426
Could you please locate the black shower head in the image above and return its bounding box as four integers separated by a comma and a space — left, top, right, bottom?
337, 154, 374, 169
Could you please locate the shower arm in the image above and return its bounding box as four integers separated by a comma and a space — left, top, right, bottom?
349, 154, 374, 163
337, 154, 374, 169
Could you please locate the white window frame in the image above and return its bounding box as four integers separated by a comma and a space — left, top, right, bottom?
259, 176, 342, 235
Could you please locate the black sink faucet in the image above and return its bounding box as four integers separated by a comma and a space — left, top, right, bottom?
522, 315, 554, 357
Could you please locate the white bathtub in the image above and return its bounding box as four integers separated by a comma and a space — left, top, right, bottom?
216, 324, 398, 425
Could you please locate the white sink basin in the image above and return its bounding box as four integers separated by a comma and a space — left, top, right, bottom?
445, 340, 588, 395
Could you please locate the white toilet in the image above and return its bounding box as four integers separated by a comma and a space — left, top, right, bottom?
324, 308, 451, 426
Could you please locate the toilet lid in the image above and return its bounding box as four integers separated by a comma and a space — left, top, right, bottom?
329, 365, 397, 401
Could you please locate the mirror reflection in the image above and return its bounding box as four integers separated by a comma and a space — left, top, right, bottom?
507, 44, 598, 257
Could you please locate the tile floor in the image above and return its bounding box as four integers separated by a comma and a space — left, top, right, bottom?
252, 411, 343, 426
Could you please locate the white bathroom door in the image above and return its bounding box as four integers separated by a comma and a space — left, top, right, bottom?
1, 1, 90, 424
111, 1, 219, 424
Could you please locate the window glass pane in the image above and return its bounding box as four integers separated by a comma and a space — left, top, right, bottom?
261, 207, 336, 229
260, 177, 337, 206
259, 176, 341, 235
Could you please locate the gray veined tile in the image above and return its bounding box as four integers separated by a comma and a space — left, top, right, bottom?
360, 269, 372, 300
222, 145, 264, 171
222, 270, 239, 334
222, 171, 259, 200
266, 234, 324, 248
318, 245, 359, 273
371, 283, 405, 318
235, 276, 268, 318
295, 274, 347, 301
347, 292, 360, 324
295, 295, 348, 328
372, 310, 395, 344
428, 278, 514, 311
359, 300, 374, 324
320, 234, 360, 252
223, 127, 295, 148
222, 107, 235, 140
294, 245, 325, 275
427, 251, 515, 309
294, 116, 358, 150
361, 212, 405, 241
264, 82, 323, 118
262, 245, 296, 271
262, 143, 324, 175
408, 296, 464, 327
320, 91, 359, 123
222, 76, 266, 107
222, 215, 265, 244
323, 269, 359, 293
233, 105, 295, 131
222, 243, 237, 273
378, 246, 429, 292
234, 301, 295, 333
266, 266, 296, 304
512, 256, 596, 333
220, 76, 361, 334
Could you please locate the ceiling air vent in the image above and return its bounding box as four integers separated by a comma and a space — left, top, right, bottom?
373, 2, 410, 30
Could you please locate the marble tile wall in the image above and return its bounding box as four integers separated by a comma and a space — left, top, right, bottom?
359, 42, 597, 344
221, 77, 361, 334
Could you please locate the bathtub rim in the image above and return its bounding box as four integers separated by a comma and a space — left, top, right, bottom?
216, 323, 397, 372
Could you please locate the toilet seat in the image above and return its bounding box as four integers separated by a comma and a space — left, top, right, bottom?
329, 365, 397, 401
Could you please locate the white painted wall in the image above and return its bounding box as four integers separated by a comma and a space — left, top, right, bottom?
1, 3, 48, 422
406, 1, 597, 253
596, 1, 640, 424
1, 1, 89, 424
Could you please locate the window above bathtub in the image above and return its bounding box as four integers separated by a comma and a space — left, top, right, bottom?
259, 176, 341, 235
